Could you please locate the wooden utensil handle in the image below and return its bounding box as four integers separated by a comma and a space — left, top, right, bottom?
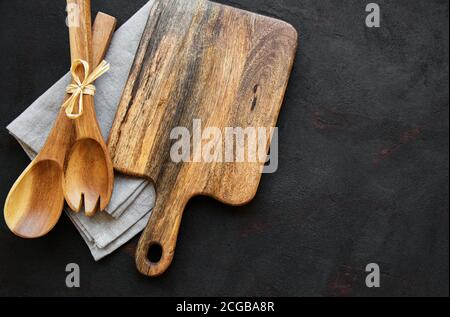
136, 192, 189, 277
67, 0, 103, 141
92, 12, 116, 67
67, 0, 92, 65
67, 0, 96, 136
39, 11, 116, 162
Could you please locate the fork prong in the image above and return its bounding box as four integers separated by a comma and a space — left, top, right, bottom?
65, 190, 83, 212
99, 193, 109, 212
84, 192, 100, 216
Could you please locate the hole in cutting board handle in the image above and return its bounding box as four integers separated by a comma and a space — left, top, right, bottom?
147, 242, 163, 263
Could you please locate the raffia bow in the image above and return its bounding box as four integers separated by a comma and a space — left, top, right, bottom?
62, 59, 110, 119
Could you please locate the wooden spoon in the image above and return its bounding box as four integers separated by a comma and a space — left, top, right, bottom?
64, 0, 114, 216
4, 12, 117, 238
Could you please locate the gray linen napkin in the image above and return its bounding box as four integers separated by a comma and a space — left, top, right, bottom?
7, 1, 155, 260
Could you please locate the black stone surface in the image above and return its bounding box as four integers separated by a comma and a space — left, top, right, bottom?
0, 0, 448, 297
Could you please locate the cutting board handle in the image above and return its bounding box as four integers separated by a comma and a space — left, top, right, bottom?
135, 191, 189, 277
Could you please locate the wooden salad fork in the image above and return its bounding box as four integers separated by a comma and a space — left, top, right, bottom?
63, 0, 114, 216
4, 11, 116, 238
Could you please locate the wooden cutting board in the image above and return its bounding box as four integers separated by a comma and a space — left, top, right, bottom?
108, 0, 297, 276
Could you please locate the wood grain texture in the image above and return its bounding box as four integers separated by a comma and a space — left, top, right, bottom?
92, 12, 117, 70
108, 0, 297, 276
64, 0, 115, 216
4, 12, 117, 238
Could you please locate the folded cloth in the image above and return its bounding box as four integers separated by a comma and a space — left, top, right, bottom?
7, 1, 156, 260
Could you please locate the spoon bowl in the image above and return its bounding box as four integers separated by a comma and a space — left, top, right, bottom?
4, 160, 64, 238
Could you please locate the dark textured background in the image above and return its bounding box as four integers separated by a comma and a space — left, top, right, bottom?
0, 0, 448, 297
